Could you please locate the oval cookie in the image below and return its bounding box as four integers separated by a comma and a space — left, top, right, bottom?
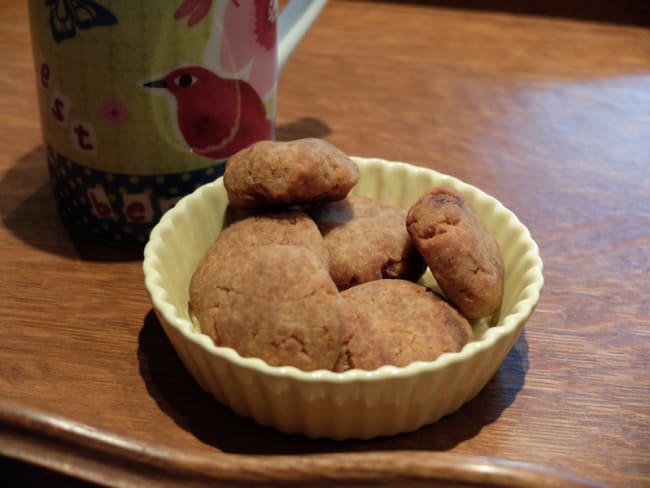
224, 138, 359, 208
406, 187, 504, 319
308, 196, 426, 289
190, 244, 344, 372
194, 209, 328, 271
335, 279, 473, 371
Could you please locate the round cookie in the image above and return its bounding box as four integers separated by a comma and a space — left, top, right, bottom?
406, 187, 504, 319
190, 244, 344, 372
195, 209, 328, 271
308, 195, 426, 289
224, 138, 360, 208
334, 279, 473, 371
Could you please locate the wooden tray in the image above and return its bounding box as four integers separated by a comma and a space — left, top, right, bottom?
2, 1, 649, 486
2, 398, 598, 487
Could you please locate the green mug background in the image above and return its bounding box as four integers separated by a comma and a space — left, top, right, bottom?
27, 0, 288, 246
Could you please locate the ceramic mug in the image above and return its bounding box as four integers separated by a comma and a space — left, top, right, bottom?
27, 0, 326, 246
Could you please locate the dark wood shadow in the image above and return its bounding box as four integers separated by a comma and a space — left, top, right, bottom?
1, 147, 142, 262
138, 309, 529, 455
368, 0, 650, 27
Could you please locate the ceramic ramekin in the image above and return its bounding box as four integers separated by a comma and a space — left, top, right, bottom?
143, 157, 543, 439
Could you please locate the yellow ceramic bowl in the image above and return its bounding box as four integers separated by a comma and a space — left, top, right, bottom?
143, 157, 543, 439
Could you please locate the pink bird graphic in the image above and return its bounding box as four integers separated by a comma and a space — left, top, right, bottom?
144, 66, 272, 160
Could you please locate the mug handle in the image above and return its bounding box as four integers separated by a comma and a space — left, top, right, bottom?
278, 0, 328, 72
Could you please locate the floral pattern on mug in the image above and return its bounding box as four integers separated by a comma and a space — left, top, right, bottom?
173, 0, 214, 27
220, 0, 278, 98
101, 101, 130, 125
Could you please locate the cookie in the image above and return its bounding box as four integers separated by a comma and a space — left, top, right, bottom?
406, 187, 504, 319
334, 279, 473, 371
223, 138, 360, 208
195, 209, 328, 271
308, 196, 426, 289
189, 244, 344, 372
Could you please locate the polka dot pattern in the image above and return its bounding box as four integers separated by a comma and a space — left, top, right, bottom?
47, 145, 226, 247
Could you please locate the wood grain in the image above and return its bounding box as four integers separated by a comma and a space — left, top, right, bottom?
1, 0, 649, 486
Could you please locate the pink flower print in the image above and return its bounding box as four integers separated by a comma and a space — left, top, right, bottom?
174, 0, 214, 27
220, 0, 277, 98
255, 0, 278, 50
101, 101, 130, 125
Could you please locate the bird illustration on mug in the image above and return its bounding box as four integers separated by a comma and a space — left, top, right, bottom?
143, 66, 273, 160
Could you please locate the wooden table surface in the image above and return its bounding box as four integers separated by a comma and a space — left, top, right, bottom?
1, 1, 649, 486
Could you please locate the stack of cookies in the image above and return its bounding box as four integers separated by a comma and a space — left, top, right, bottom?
189, 139, 504, 372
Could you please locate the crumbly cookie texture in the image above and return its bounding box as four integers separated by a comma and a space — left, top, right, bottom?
308, 196, 426, 289
195, 209, 328, 270
190, 142, 508, 372
406, 187, 504, 319
190, 244, 344, 371
224, 138, 360, 208
335, 279, 473, 371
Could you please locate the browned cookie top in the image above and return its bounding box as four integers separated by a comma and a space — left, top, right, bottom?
190, 244, 344, 372
195, 209, 328, 271
223, 138, 359, 208
335, 279, 473, 371
308, 196, 426, 289
406, 187, 504, 319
